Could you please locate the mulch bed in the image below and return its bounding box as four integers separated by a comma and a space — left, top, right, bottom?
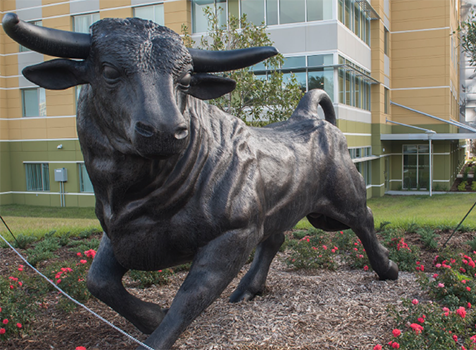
1, 229, 474, 350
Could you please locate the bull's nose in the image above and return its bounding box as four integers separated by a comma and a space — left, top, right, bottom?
135, 122, 155, 138
174, 125, 188, 140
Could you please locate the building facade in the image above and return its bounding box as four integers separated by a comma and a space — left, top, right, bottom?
0, 0, 466, 207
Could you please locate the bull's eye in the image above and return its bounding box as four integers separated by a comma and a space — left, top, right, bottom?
178, 73, 192, 90
103, 65, 121, 82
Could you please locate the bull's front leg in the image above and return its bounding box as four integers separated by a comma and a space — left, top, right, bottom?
137, 228, 257, 350
87, 233, 167, 334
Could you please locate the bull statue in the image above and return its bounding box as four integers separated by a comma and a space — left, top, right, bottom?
3, 13, 398, 349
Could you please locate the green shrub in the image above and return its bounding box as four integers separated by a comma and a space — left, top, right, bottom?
380, 229, 420, 272
285, 235, 337, 270
128, 269, 175, 288
458, 181, 468, 191
0, 265, 48, 340
11, 234, 37, 249
333, 229, 356, 251
385, 298, 476, 350
417, 227, 439, 250
472, 181, 476, 191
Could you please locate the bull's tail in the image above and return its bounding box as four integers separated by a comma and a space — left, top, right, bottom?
290, 89, 336, 126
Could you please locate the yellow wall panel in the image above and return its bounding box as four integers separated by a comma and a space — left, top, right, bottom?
101, 8, 132, 19
22, 127, 47, 139
5, 77, 19, 89
42, 3, 69, 18
165, 0, 188, 12
2, 0, 16, 12
44, 16, 71, 31
47, 127, 78, 139
100, 0, 130, 9
8, 129, 21, 140
46, 118, 76, 129
0, 120, 9, 139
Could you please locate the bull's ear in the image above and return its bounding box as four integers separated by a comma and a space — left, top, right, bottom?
186, 73, 236, 100
22, 59, 88, 90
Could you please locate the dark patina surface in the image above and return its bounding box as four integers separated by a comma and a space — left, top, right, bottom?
3, 14, 398, 350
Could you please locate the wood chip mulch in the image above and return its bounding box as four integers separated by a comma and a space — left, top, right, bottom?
2, 246, 426, 350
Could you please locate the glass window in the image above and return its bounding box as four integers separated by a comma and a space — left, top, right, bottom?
284, 71, 306, 92
282, 56, 306, 69
134, 4, 165, 25
344, 0, 352, 30
403, 145, 430, 190
192, 0, 226, 32
279, 0, 305, 24
338, 0, 344, 22
228, 0, 240, 18
25, 163, 50, 191
353, 2, 360, 37
266, 0, 278, 25
19, 20, 42, 52
73, 13, 100, 33
22, 88, 46, 117
384, 27, 389, 55
242, 0, 265, 25
338, 68, 345, 104
308, 54, 333, 67
384, 87, 389, 114
79, 163, 94, 193
307, 0, 332, 21
308, 67, 334, 100
354, 75, 361, 109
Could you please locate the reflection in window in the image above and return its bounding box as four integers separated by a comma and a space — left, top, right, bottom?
242, 0, 265, 25
192, 0, 226, 32
191, 0, 335, 33
338, 0, 371, 45
79, 163, 94, 193
279, 0, 305, 25
134, 4, 165, 25
73, 13, 100, 33
308, 68, 334, 100
25, 163, 50, 191
403, 145, 430, 190
22, 88, 46, 117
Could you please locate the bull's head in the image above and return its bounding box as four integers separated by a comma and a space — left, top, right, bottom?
2, 13, 277, 158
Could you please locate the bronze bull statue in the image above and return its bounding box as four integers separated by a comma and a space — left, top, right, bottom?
3, 13, 398, 349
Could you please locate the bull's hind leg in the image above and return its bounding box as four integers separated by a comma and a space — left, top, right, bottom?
87, 233, 167, 334
349, 206, 398, 280
229, 232, 285, 302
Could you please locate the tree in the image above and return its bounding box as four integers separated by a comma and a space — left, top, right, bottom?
182, 8, 304, 125
460, 10, 476, 67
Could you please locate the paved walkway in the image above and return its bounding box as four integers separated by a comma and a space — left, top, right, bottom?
385, 191, 474, 196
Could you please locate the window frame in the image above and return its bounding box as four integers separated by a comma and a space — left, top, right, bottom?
72, 12, 100, 34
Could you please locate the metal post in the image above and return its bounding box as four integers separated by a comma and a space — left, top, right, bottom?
429, 136, 432, 197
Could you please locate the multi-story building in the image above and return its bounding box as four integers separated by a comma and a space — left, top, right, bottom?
0, 0, 467, 207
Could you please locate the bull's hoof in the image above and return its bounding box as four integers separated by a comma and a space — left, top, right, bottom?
132, 305, 168, 334
229, 288, 262, 303
378, 260, 399, 281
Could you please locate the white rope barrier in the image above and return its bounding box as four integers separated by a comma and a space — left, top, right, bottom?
0, 231, 154, 350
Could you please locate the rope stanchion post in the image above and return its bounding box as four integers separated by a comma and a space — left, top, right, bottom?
0, 216, 155, 350
443, 200, 476, 248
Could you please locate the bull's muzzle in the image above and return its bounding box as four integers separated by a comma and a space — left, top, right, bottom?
135, 121, 188, 140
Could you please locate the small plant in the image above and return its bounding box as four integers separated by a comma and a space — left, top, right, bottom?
286, 235, 337, 270
384, 298, 476, 350
12, 234, 37, 249
381, 229, 420, 272
26, 232, 61, 266
345, 238, 371, 270
466, 236, 476, 251
458, 181, 468, 191
0, 264, 47, 340
128, 269, 175, 288
333, 229, 356, 251
417, 227, 439, 250
376, 221, 391, 232
77, 228, 97, 239
472, 181, 476, 191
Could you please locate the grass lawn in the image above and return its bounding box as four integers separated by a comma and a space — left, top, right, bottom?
1, 193, 476, 239
294, 194, 476, 230
0, 204, 101, 239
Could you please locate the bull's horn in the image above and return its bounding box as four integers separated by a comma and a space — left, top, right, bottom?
189, 47, 279, 73
2, 12, 90, 59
